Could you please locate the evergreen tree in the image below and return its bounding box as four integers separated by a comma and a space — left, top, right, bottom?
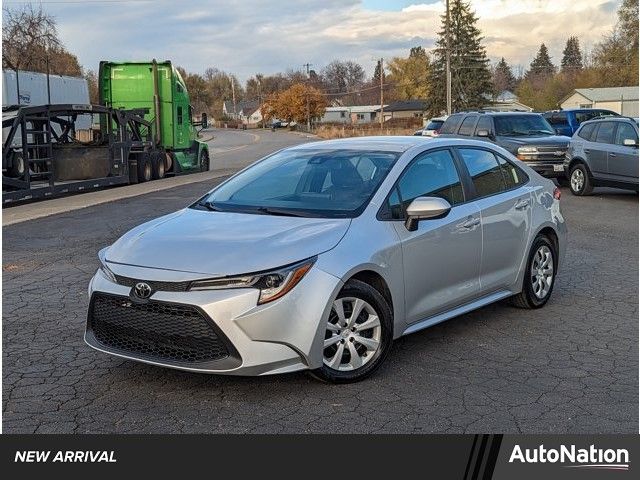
372, 59, 385, 83
428, 0, 492, 115
492, 57, 516, 94
561, 36, 583, 73
526, 43, 556, 79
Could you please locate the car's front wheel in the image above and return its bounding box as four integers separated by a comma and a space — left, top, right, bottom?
310, 280, 393, 383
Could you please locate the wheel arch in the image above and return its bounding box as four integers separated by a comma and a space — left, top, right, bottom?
568, 156, 592, 178
345, 270, 394, 317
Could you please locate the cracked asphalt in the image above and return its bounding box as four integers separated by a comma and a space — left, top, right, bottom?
2, 156, 638, 433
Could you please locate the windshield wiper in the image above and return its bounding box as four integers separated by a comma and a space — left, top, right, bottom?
255, 206, 309, 217
194, 199, 223, 212
528, 129, 554, 135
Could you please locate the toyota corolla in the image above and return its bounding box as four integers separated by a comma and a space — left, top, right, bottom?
85, 137, 566, 383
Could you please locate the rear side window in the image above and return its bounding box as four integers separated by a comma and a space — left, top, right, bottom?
497, 155, 527, 188
388, 150, 464, 219
595, 122, 615, 144
440, 114, 463, 134
458, 116, 478, 136
177, 106, 184, 125
547, 112, 568, 126
614, 122, 638, 145
578, 123, 596, 140
458, 148, 505, 197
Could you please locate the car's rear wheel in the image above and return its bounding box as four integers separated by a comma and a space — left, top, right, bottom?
510, 235, 557, 309
569, 163, 593, 196
310, 280, 392, 383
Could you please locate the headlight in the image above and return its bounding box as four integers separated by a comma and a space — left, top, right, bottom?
97, 247, 117, 283
517, 146, 538, 154
189, 257, 316, 304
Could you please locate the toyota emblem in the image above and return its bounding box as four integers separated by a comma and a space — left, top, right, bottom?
133, 282, 152, 299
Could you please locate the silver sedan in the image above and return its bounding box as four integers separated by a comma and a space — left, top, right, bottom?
85, 137, 567, 383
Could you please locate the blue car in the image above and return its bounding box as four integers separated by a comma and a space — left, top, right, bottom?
543, 108, 619, 137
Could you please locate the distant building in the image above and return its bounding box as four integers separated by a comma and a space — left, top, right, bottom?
222, 99, 262, 125
485, 91, 533, 112
319, 105, 385, 124
376, 100, 428, 121
560, 87, 639, 117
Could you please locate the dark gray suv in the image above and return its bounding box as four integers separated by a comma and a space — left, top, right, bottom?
439, 112, 571, 178
564, 117, 639, 195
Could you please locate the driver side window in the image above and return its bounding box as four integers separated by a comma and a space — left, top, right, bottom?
387, 150, 464, 219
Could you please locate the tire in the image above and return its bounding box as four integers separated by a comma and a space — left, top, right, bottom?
8, 151, 25, 178
137, 154, 152, 183
510, 235, 557, 309
199, 149, 210, 172
569, 163, 593, 196
310, 279, 393, 383
151, 152, 165, 180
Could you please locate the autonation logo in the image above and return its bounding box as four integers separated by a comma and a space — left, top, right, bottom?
509, 444, 630, 471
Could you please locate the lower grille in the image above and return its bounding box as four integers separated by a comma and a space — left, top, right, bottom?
88, 293, 230, 365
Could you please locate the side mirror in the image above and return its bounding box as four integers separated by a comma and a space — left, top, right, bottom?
405, 196, 451, 232
623, 138, 638, 147
476, 129, 490, 137
201, 112, 208, 129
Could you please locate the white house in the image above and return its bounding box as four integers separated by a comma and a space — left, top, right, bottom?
485, 91, 533, 112
222, 99, 263, 125
560, 87, 639, 116
319, 105, 386, 124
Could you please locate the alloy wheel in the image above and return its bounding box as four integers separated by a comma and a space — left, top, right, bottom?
531, 245, 554, 299
323, 297, 382, 371
570, 168, 584, 192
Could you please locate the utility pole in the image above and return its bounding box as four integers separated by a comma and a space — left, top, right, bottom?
379, 58, 384, 129
303, 62, 312, 132
231, 76, 237, 119
445, 0, 452, 115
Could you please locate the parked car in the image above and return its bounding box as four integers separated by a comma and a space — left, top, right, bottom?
85, 137, 566, 383
563, 117, 639, 195
414, 117, 447, 137
439, 112, 571, 178
543, 109, 619, 137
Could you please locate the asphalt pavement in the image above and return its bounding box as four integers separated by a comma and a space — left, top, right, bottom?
2, 129, 638, 433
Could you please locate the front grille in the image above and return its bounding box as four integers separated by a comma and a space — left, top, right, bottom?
88, 293, 229, 364
532, 145, 568, 162
114, 274, 191, 292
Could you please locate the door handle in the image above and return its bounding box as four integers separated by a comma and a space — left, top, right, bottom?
461, 218, 480, 229
584, 149, 590, 154
609, 153, 617, 157
514, 199, 530, 210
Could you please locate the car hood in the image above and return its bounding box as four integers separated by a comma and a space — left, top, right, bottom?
105, 208, 351, 276
498, 135, 571, 152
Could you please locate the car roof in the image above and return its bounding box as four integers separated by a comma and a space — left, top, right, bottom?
290, 136, 503, 153
451, 111, 541, 117
581, 116, 636, 125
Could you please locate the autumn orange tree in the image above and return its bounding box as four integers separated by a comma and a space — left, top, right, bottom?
262, 83, 327, 124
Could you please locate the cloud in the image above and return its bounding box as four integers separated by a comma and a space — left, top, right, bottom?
42, 0, 620, 81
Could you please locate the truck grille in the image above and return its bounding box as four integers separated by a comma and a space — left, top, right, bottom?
88, 293, 229, 365
113, 274, 191, 292
532, 145, 568, 162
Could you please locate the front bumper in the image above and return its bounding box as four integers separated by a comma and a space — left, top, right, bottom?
521, 160, 566, 178
85, 265, 342, 376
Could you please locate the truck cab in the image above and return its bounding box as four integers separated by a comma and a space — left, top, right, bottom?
99, 60, 209, 174
543, 109, 619, 137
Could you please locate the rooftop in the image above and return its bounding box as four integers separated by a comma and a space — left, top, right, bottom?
572, 86, 639, 102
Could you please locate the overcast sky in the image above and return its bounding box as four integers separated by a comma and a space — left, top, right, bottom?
9, 0, 622, 81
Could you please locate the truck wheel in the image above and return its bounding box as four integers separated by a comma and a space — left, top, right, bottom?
164, 152, 173, 173
8, 152, 25, 178
137, 155, 152, 183
200, 150, 210, 172
152, 152, 165, 180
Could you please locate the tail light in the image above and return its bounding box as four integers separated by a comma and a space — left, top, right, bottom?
433, 130, 439, 136
553, 187, 561, 200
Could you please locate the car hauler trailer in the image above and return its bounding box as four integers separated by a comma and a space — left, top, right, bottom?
99, 60, 209, 175
2, 103, 163, 205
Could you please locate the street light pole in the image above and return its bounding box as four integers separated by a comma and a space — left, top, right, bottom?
379, 58, 384, 129
445, 0, 452, 115
303, 62, 312, 132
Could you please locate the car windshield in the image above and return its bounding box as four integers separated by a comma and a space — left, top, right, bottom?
195, 149, 398, 218
494, 115, 556, 136
426, 121, 444, 130
575, 110, 618, 124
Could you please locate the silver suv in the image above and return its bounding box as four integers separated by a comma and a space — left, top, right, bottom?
564, 117, 639, 195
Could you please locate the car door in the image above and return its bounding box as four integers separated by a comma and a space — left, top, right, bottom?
387, 148, 482, 324
608, 122, 639, 182
456, 147, 531, 293
589, 121, 616, 176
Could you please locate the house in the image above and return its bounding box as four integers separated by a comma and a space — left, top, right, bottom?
376, 100, 428, 121
222, 99, 263, 125
560, 87, 639, 117
485, 91, 533, 112
319, 105, 385, 124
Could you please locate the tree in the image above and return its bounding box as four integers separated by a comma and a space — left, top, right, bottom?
387, 46, 431, 100
262, 83, 327, 124
202, 67, 244, 117
429, 0, 492, 114
177, 67, 213, 115
372, 59, 385, 84
321, 60, 365, 94
2, 5, 81, 76
491, 57, 516, 95
561, 37, 583, 73
83, 69, 99, 104
526, 43, 556, 80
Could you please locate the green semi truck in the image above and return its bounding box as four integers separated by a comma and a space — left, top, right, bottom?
99, 59, 209, 179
